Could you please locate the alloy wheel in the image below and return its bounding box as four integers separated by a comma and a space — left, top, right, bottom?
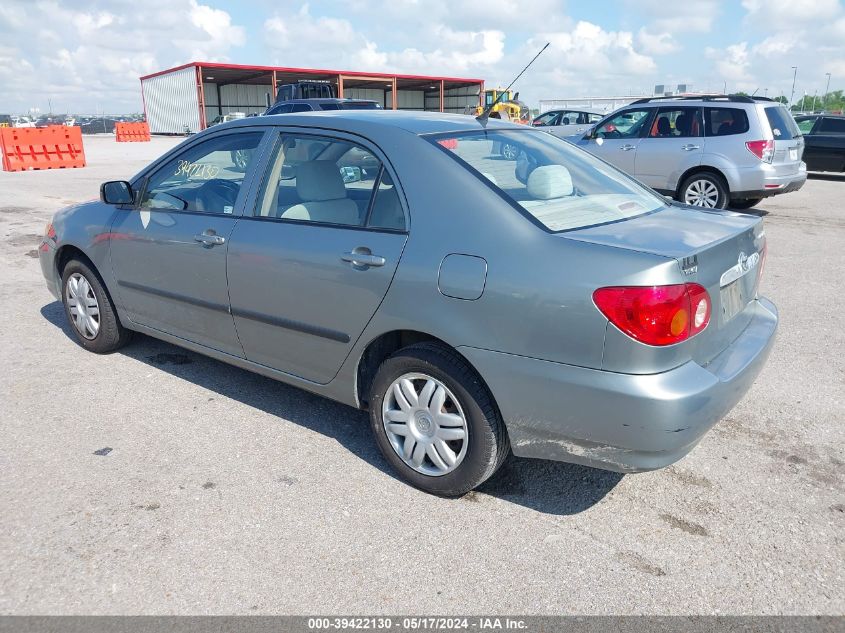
684, 179, 720, 208
66, 272, 100, 339
382, 372, 469, 476
501, 143, 518, 160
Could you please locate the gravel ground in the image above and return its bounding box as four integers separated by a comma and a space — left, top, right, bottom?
0, 135, 842, 615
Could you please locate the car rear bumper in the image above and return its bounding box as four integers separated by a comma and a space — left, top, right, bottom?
458, 297, 778, 473
731, 163, 807, 199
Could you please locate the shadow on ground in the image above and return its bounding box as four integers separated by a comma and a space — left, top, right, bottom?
41, 300, 622, 515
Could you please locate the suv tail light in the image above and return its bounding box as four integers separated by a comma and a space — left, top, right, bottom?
745, 139, 774, 163
593, 283, 711, 346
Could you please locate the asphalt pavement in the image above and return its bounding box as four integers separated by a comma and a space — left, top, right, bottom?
0, 135, 842, 614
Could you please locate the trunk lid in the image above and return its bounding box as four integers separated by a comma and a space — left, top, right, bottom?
564, 205, 766, 366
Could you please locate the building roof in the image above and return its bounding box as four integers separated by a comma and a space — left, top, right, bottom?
140, 61, 484, 90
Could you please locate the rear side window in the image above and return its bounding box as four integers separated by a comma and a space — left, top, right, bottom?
320, 103, 341, 110
765, 106, 801, 139
648, 107, 703, 138
290, 103, 312, 113
704, 108, 749, 136
795, 118, 817, 134
819, 117, 845, 134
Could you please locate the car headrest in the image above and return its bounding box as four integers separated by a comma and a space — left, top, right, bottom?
527, 165, 573, 199
296, 160, 346, 201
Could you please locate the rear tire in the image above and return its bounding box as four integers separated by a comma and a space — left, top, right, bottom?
61, 259, 132, 353
730, 198, 763, 210
678, 172, 729, 209
368, 342, 509, 496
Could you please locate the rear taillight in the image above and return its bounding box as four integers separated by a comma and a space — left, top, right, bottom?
593, 283, 711, 346
45, 222, 56, 240
745, 139, 774, 163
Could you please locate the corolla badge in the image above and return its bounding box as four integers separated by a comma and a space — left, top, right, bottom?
720, 250, 760, 287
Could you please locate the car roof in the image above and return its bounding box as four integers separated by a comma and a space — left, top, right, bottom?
219, 109, 521, 136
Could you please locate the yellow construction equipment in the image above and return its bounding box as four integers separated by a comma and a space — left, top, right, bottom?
474, 89, 531, 123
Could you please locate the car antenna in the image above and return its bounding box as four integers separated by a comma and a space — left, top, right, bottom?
476, 42, 550, 126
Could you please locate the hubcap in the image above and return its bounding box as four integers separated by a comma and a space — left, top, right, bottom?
382, 373, 469, 476
65, 273, 100, 339
684, 179, 720, 208
502, 143, 518, 160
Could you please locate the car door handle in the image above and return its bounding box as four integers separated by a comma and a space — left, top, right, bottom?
620, 144, 635, 151
194, 231, 225, 247
681, 144, 700, 151
341, 248, 386, 268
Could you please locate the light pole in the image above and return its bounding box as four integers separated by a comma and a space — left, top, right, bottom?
789, 66, 798, 109
824, 72, 831, 110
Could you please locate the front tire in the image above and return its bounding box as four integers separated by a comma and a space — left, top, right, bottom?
62, 259, 132, 353
679, 172, 728, 209
368, 342, 509, 496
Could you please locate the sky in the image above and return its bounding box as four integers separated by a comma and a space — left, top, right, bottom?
1, 0, 843, 114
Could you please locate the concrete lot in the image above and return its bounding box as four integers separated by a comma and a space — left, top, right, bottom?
0, 135, 842, 615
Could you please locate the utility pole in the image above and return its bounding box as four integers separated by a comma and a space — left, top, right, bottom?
824, 72, 831, 110
789, 66, 798, 109
811, 90, 818, 112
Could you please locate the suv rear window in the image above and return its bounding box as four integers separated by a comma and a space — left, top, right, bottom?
429, 130, 666, 232
704, 108, 750, 136
765, 106, 801, 139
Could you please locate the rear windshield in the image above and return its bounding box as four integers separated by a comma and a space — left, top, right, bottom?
765, 106, 802, 139
428, 130, 666, 232
704, 107, 750, 136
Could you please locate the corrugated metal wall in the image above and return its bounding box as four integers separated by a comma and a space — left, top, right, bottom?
443, 86, 480, 114
203, 83, 273, 121
142, 67, 201, 134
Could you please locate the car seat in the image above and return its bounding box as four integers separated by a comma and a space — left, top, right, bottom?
282, 160, 360, 225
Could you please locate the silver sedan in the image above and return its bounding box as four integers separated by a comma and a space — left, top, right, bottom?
39, 111, 777, 496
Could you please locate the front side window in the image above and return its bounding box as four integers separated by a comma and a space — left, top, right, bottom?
255, 134, 405, 230
595, 109, 652, 139
648, 107, 703, 138
429, 130, 666, 232
705, 107, 750, 136
140, 132, 263, 213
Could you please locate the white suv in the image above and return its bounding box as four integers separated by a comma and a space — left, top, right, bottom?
571, 95, 807, 209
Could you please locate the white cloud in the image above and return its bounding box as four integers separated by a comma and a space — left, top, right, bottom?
634, 0, 721, 33
0, 0, 246, 113
637, 28, 680, 55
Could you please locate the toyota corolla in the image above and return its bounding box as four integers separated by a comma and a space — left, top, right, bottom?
39, 111, 777, 496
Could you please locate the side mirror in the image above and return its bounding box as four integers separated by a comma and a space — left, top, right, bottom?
100, 180, 133, 205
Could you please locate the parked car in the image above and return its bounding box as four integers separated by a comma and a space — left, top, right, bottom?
571, 95, 807, 209
265, 98, 381, 115
794, 114, 845, 172
39, 112, 777, 496
208, 112, 246, 126
533, 109, 603, 138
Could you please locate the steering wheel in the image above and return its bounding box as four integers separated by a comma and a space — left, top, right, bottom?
196, 178, 240, 212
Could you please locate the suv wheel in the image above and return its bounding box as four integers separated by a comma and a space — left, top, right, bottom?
368, 342, 509, 496
679, 172, 728, 209
501, 142, 519, 161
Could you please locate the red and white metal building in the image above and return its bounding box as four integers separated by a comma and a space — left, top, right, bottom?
140, 62, 485, 134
